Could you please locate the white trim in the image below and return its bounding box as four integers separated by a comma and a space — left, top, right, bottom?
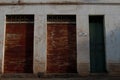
2, 15, 6, 73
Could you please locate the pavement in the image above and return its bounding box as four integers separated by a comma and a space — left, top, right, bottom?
0, 74, 120, 80
1, 76, 120, 80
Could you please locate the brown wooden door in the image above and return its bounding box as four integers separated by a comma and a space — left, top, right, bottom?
4, 23, 34, 73
47, 24, 77, 73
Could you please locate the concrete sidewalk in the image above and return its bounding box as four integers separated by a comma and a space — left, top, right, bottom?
0, 73, 120, 80
1, 76, 120, 80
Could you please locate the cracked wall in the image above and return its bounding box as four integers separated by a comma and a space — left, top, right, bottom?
0, 0, 120, 4
0, 4, 119, 75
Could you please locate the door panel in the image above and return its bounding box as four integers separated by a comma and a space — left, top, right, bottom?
47, 24, 77, 73
4, 23, 34, 73
89, 16, 106, 73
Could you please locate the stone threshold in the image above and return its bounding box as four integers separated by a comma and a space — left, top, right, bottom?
0, 73, 120, 78
38, 73, 80, 78
0, 73, 38, 78
0, 73, 80, 78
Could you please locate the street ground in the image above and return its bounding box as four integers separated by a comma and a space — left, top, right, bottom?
1, 76, 120, 80
0, 74, 120, 80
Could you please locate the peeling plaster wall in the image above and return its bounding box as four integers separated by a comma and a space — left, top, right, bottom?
21, 0, 120, 3
0, 0, 120, 3
0, 0, 18, 3
0, 13, 5, 73
0, 4, 119, 75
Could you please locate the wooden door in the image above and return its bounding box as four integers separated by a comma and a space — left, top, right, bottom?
47, 23, 77, 73
4, 15, 34, 73
89, 16, 106, 73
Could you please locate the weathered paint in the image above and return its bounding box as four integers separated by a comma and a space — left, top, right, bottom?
4, 23, 34, 73
4, 15, 34, 73
0, 0, 120, 4
0, 1, 119, 75
47, 23, 77, 73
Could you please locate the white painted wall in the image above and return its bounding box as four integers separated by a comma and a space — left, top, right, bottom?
0, 4, 119, 75
0, 0, 120, 3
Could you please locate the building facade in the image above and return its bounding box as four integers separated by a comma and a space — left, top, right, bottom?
0, 0, 120, 76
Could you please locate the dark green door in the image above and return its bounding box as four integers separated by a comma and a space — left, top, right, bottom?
89, 16, 106, 73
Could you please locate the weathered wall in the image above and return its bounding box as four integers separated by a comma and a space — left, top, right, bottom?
0, 0, 18, 3
21, 0, 120, 3
0, 4, 119, 75
0, 0, 120, 4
